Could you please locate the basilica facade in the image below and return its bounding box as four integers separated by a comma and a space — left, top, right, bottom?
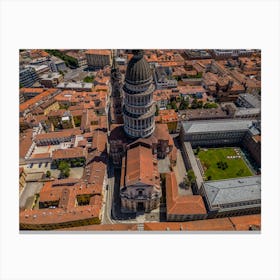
109, 50, 176, 213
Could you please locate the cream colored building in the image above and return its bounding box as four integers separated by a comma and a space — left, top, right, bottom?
120, 144, 161, 213
85, 50, 112, 69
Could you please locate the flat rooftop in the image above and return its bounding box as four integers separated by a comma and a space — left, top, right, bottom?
182, 119, 255, 134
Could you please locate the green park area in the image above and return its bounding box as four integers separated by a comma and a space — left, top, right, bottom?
196, 147, 253, 181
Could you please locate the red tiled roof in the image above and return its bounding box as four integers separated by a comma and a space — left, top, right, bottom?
229, 214, 261, 230
19, 129, 33, 158
85, 50, 111, 56
52, 147, 87, 160
20, 88, 45, 95
125, 145, 159, 187
58, 223, 138, 231
31, 152, 51, 159
185, 218, 234, 231
20, 89, 58, 112
165, 172, 207, 215
144, 222, 187, 231
35, 128, 81, 141
91, 130, 107, 151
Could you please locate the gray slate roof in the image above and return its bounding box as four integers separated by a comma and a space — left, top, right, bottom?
182, 119, 255, 134
125, 51, 152, 84
203, 176, 261, 206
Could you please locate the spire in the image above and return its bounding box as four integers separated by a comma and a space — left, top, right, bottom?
112, 49, 117, 70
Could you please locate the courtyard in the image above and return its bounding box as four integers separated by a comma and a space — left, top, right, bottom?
196, 147, 253, 181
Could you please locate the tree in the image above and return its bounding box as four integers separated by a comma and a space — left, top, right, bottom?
171, 100, 178, 111
58, 161, 70, 178
83, 76, 94, 83
203, 102, 218, 109
191, 98, 198, 109
187, 169, 196, 184
46, 170, 51, 178
197, 101, 203, 108
179, 97, 189, 110
166, 103, 172, 110
217, 161, 228, 170
183, 176, 190, 189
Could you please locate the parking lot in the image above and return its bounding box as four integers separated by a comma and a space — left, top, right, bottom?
24, 161, 84, 179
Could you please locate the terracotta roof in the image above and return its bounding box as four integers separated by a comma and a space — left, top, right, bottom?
35, 128, 81, 141
48, 109, 66, 117
19, 129, 33, 158
125, 145, 159, 187
20, 88, 45, 95
20, 89, 58, 112
85, 50, 111, 56
20, 204, 101, 226
52, 178, 80, 187
58, 223, 138, 231
229, 214, 261, 230
31, 152, 51, 159
19, 167, 24, 176
91, 130, 107, 151
144, 222, 187, 231
52, 147, 87, 160
20, 179, 103, 227
153, 123, 174, 147
185, 218, 234, 231
165, 172, 207, 215
87, 160, 106, 186
253, 135, 261, 143
159, 109, 178, 123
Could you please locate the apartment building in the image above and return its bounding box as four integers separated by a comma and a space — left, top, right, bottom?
85, 50, 112, 70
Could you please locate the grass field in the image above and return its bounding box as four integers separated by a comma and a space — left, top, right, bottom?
196, 147, 253, 181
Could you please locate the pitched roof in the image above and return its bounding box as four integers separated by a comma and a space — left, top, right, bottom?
85, 50, 111, 56
125, 145, 159, 186
185, 218, 234, 231
20, 89, 58, 112
35, 128, 81, 141
166, 172, 207, 215
52, 147, 87, 160
229, 214, 261, 230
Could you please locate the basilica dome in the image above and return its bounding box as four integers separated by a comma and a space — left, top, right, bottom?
125, 50, 152, 85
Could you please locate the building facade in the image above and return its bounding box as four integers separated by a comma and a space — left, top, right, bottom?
120, 144, 161, 212
85, 50, 112, 70
200, 176, 261, 218
20, 67, 38, 87
180, 119, 260, 148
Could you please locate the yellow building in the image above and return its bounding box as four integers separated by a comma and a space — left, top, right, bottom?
158, 109, 178, 133
43, 100, 60, 115
19, 167, 27, 193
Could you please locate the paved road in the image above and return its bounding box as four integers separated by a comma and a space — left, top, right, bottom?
102, 162, 115, 224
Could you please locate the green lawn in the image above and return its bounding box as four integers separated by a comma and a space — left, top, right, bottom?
196, 147, 253, 181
